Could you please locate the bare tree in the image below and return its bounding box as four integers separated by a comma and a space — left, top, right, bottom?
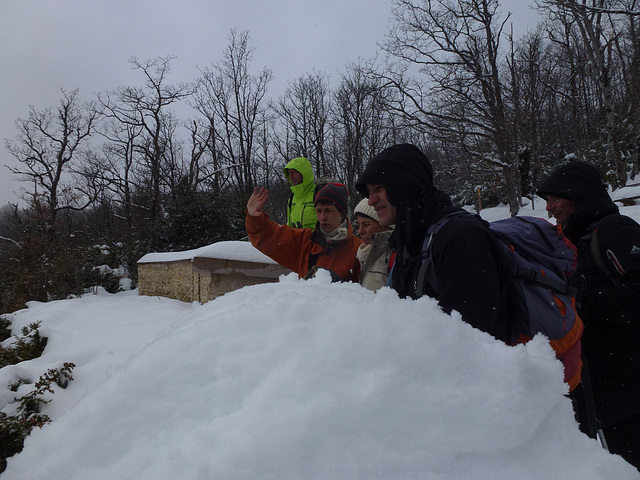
5, 88, 99, 231
193, 30, 273, 198
610, 0, 640, 176
182, 119, 216, 191
377, 0, 524, 215
98, 56, 194, 248
507, 28, 559, 199
537, 0, 640, 186
92, 116, 145, 229
332, 61, 395, 197
273, 71, 332, 176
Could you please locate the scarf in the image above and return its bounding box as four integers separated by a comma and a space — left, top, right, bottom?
356, 243, 372, 264
321, 218, 349, 243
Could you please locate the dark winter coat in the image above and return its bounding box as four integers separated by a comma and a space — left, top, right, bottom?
538, 162, 640, 427
356, 144, 511, 343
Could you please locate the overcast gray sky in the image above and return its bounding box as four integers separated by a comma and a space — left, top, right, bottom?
0, 0, 538, 207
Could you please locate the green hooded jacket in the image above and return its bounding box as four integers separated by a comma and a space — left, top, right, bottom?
284, 157, 317, 229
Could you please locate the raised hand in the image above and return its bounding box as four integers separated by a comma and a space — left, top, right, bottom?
247, 187, 270, 216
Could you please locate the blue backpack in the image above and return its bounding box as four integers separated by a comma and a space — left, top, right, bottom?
418, 212, 583, 390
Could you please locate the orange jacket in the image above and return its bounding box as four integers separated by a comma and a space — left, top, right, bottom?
246, 212, 362, 282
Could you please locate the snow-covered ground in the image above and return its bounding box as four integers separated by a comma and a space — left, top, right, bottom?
2, 196, 640, 479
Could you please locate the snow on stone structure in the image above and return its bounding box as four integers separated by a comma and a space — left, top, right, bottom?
137, 241, 292, 303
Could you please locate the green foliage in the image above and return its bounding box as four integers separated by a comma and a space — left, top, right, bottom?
0, 363, 75, 474
0, 203, 81, 312
0, 412, 39, 474
16, 363, 76, 414
160, 187, 246, 251
0, 314, 75, 473
0, 204, 137, 313
78, 242, 131, 294
0, 316, 11, 342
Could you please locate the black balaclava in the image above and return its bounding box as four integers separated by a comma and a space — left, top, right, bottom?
536, 162, 618, 242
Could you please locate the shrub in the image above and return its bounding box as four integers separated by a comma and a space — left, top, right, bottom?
0, 322, 47, 369
0, 316, 75, 473
0, 363, 75, 473
0, 316, 10, 342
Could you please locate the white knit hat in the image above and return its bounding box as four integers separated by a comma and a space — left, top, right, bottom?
354, 198, 379, 222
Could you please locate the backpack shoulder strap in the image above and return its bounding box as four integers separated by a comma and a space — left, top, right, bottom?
415, 210, 470, 296
589, 215, 623, 279
415, 232, 438, 296
590, 226, 611, 276
589, 214, 627, 285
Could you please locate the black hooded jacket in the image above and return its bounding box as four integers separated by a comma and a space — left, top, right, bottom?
538, 162, 640, 426
537, 162, 620, 244
357, 144, 511, 343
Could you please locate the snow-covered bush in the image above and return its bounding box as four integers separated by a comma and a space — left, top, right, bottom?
0, 318, 75, 473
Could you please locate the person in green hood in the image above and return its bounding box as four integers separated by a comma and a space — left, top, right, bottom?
284, 157, 318, 229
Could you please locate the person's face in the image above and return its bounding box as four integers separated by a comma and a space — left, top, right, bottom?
544, 195, 576, 227
288, 169, 303, 186
316, 203, 343, 233
356, 214, 388, 245
367, 185, 396, 227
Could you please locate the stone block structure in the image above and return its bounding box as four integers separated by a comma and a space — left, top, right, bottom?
137, 241, 291, 303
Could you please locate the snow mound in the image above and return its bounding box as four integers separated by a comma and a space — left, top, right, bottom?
2, 271, 636, 479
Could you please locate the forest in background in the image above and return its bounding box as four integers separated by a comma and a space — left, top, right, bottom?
0, 0, 638, 314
